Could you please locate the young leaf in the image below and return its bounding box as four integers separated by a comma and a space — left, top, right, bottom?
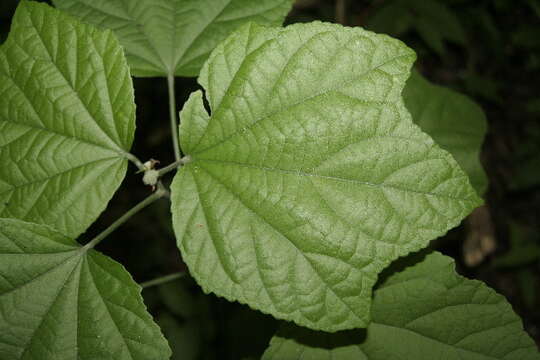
0, 218, 171, 360
262, 252, 540, 360
52, 0, 294, 77
404, 71, 488, 195
171, 22, 482, 332
0, 2, 136, 238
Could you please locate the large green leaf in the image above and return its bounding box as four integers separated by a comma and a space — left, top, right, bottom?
171, 22, 482, 332
52, 0, 294, 77
262, 251, 539, 360
0, 218, 171, 360
404, 71, 488, 195
0, 2, 136, 238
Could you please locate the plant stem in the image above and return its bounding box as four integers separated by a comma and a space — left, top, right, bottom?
157, 155, 191, 177
124, 152, 146, 172
336, 0, 347, 25
83, 185, 167, 250
140, 272, 186, 289
167, 74, 181, 161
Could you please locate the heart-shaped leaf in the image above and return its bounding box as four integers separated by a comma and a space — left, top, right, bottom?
262, 251, 539, 359
53, 0, 294, 77
0, 2, 136, 237
171, 22, 482, 332
0, 218, 171, 360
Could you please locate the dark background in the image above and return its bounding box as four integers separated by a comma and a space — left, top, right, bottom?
2, 0, 540, 358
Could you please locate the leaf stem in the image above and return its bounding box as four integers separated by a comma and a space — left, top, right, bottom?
83, 184, 167, 250
140, 272, 186, 289
167, 74, 181, 161
157, 155, 192, 177
124, 152, 146, 171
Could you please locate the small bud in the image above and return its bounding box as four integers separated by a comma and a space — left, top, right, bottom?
143, 160, 153, 170
143, 158, 160, 170
142, 169, 159, 187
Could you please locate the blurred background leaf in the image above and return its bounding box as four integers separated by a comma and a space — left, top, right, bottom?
367, 0, 466, 56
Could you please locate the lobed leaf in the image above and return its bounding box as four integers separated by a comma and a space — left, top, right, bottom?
0, 218, 171, 360
404, 70, 488, 195
53, 0, 294, 77
171, 22, 482, 332
0, 2, 136, 238
262, 252, 540, 360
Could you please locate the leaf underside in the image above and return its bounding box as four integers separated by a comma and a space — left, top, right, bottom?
404, 70, 488, 195
171, 22, 482, 332
262, 251, 540, 360
0, 2, 136, 238
0, 218, 171, 360
53, 0, 295, 77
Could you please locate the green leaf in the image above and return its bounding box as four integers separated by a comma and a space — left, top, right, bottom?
365, 2, 413, 36
526, 0, 540, 18
171, 22, 482, 332
411, 0, 466, 55
52, 0, 294, 77
403, 71, 488, 195
0, 2, 136, 238
0, 1, 135, 237
367, 0, 415, 36
262, 252, 540, 360
156, 312, 201, 360
0, 218, 171, 360
367, 0, 466, 56
492, 223, 540, 268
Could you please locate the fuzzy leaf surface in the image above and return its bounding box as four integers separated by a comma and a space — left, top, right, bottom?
171, 22, 481, 332
53, 0, 294, 77
262, 252, 539, 360
0, 2, 135, 237
404, 71, 488, 195
0, 218, 171, 360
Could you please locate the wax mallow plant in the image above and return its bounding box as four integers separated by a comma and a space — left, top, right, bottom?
0, 1, 537, 359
